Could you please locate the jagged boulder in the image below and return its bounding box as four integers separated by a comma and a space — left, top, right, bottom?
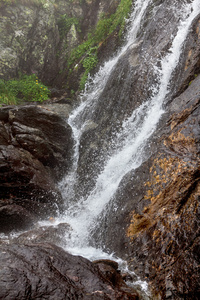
0, 105, 73, 232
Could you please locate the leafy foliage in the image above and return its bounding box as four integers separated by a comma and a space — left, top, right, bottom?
57, 14, 80, 38
79, 47, 98, 90
68, 0, 132, 90
0, 74, 50, 105
0, 0, 15, 8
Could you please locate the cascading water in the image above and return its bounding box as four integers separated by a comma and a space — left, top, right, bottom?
42, 0, 200, 296
58, 0, 154, 251
58, 0, 153, 202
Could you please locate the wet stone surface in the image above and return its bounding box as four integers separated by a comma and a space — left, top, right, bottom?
0, 104, 73, 232
0, 242, 139, 300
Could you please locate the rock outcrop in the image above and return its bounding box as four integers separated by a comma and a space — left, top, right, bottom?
0, 105, 73, 232
0, 242, 139, 300
13, 223, 72, 247
125, 76, 200, 300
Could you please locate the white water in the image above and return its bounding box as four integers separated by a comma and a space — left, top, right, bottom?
58, 0, 153, 213
41, 0, 200, 295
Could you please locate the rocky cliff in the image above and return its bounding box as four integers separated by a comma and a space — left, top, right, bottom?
0, 0, 122, 92
88, 2, 200, 299
94, 74, 200, 299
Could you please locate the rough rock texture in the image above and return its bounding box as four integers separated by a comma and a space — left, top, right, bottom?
73, 1, 200, 199
91, 36, 200, 300
0, 205, 35, 234
124, 77, 200, 300
13, 223, 72, 247
82, 2, 200, 299
0, 1, 200, 299
0, 242, 139, 300
0, 105, 73, 231
0, 0, 121, 90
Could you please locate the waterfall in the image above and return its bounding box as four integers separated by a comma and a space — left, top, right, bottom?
41, 0, 200, 294
58, 0, 153, 219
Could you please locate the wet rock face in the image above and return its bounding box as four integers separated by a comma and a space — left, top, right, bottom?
0, 105, 73, 232
91, 73, 200, 299
0, 1, 199, 299
125, 100, 200, 298
13, 223, 72, 247
74, 2, 200, 200
92, 259, 137, 297
0, 242, 139, 300
86, 3, 200, 299
0, 205, 35, 234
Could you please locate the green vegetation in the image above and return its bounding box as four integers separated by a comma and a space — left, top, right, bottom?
0, 0, 16, 6
79, 46, 98, 90
57, 14, 80, 38
0, 74, 50, 105
188, 74, 198, 86
0, 0, 55, 8
68, 0, 132, 89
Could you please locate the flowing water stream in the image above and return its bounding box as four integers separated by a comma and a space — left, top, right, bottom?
58, 0, 153, 255
39, 0, 200, 296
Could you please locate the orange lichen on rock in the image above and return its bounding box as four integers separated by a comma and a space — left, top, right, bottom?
127, 212, 152, 237
164, 130, 197, 155
196, 20, 200, 38
127, 132, 199, 239
184, 49, 193, 71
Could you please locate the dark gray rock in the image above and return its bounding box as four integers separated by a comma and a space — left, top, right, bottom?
0, 105, 73, 232
91, 73, 200, 300
13, 223, 72, 247
9, 105, 73, 179
0, 242, 139, 300
92, 259, 138, 297
0, 205, 35, 233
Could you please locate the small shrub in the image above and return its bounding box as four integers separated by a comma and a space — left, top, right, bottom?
0, 80, 17, 105
0, 74, 50, 105
80, 46, 98, 89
